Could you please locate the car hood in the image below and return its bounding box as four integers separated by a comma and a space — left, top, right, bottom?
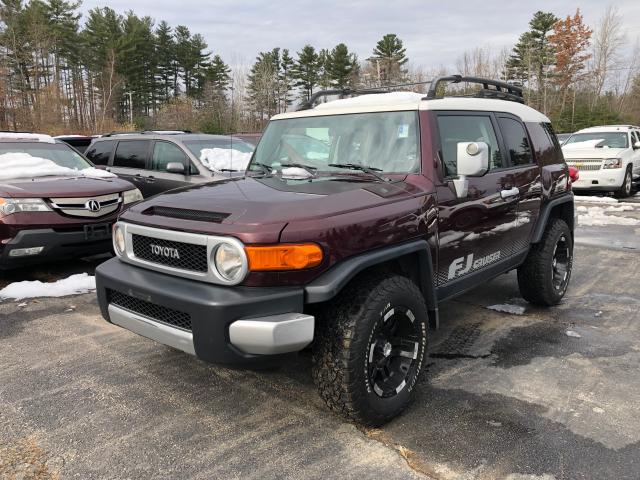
561, 147, 627, 159
1, 176, 135, 198
122, 175, 419, 242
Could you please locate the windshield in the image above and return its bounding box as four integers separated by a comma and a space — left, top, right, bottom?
0, 142, 92, 169
564, 132, 629, 149
184, 138, 255, 172
250, 111, 420, 174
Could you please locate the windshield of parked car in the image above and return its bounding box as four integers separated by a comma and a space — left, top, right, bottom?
0, 141, 112, 181
249, 111, 420, 175
564, 132, 629, 149
183, 138, 255, 172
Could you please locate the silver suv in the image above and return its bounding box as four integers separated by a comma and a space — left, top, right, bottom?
85, 132, 255, 197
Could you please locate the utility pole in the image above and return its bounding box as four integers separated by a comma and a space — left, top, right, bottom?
125, 91, 134, 124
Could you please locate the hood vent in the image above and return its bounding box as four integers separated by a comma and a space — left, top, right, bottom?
142, 206, 230, 223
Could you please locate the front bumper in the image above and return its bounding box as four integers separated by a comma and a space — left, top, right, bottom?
96, 258, 314, 365
572, 168, 626, 191
0, 225, 112, 268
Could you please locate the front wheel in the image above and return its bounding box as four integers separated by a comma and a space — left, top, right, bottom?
312, 273, 429, 426
616, 167, 633, 198
518, 218, 573, 306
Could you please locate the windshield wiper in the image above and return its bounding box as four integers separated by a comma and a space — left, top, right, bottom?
248, 162, 274, 175
328, 163, 390, 182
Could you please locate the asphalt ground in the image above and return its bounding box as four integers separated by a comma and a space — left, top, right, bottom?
1, 193, 639, 479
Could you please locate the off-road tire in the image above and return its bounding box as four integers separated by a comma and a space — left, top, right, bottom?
616, 167, 633, 198
517, 218, 573, 306
312, 273, 428, 426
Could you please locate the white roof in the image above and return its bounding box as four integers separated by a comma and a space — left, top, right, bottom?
575, 125, 639, 133
0, 132, 55, 143
273, 92, 550, 123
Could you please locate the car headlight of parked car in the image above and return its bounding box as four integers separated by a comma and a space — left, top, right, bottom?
603, 158, 622, 169
213, 242, 246, 282
123, 188, 143, 204
0, 198, 51, 216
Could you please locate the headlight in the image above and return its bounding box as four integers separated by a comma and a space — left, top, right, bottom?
213, 242, 245, 282
113, 224, 126, 256
0, 198, 51, 216
603, 158, 622, 169
123, 188, 143, 204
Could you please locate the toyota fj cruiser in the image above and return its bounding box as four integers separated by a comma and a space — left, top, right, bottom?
95, 76, 576, 425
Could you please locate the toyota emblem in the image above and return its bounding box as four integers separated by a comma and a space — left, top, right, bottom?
85, 199, 101, 212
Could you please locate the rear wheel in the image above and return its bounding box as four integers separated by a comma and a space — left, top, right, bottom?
518, 218, 573, 306
616, 167, 633, 198
312, 273, 428, 426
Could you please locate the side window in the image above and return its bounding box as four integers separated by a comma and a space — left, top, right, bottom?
85, 141, 115, 166
113, 141, 149, 169
526, 123, 554, 166
498, 117, 533, 166
152, 141, 188, 172
632, 131, 640, 146
437, 115, 503, 176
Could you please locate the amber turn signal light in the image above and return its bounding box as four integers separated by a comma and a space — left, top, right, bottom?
245, 244, 323, 271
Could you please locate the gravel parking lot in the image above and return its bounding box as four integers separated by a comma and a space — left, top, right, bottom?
1, 194, 639, 479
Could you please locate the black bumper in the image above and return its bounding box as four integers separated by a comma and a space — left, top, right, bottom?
0, 227, 112, 268
95, 258, 305, 365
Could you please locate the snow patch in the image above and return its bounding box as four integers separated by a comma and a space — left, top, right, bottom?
279, 167, 314, 179
0, 153, 116, 181
565, 330, 581, 338
487, 304, 526, 315
0, 273, 96, 300
577, 205, 640, 226
0, 132, 55, 143
574, 195, 619, 204
199, 148, 253, 172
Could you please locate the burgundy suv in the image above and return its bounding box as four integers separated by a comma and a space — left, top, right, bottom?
0, 133, 142, 268
96, 76, 576, 425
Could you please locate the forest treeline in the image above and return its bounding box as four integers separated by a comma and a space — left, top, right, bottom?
1, 1, 639, 134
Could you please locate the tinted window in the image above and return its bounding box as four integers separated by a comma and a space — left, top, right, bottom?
114, 141, 149, 169
437, 115, 503, 176
152, 141, 188, 172
526, 123, 555, 165
85, 140, 115, 165
498, 117, 533, 166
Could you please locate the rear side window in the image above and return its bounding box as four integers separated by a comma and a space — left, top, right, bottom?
437, 115, 504, 176
152, 141, 188, 172
85, 140, 115, 165
114, 141, 149, 169
498, 117, 533, 166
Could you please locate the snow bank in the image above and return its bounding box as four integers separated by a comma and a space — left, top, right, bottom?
577, 205, 640, 226
199, 148, 253, 172
0, 273, 96, 300
487, 304, 526, 315
0, 153, 116, 181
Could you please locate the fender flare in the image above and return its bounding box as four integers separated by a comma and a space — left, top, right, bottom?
304, 239, 437, 314
531, 193, 574, 243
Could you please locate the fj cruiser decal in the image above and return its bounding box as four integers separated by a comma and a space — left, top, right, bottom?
447, 251, 501, 280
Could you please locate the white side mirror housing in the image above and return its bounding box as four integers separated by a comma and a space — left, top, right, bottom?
633, 141, 640, 150
452, 142, 490, 198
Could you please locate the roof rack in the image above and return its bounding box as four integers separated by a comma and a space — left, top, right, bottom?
102, 130, 193, 137
299, 75, 524, 110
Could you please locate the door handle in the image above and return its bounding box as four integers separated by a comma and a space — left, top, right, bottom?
145, 176, 155, 183
500, 187, 520, 199
132, 174, 142, 182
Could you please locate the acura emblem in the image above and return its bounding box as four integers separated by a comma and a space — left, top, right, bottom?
85, 199, 101, 212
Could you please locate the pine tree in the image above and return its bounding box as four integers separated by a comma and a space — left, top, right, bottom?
293, 45, 320, 102
246, 51, 278, 122
327, 43, 358, 89
279, 48, 294, 112
155, 21, 175, 103
370, 34, 408, 85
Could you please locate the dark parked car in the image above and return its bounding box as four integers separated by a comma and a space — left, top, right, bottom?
54, 135, 96, 153
85, 132, 255, 197
96, 76, 575, 426
0, 132, 142, 268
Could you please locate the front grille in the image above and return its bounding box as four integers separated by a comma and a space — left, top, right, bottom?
142, 206, 230, 223
132, 234, 208, 272
108, 289, 192, 331
49, 193, 121, 218
566, 161, 602, 171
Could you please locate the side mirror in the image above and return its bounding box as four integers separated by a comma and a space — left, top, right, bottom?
452, 142, 489, 198
633, 141, 640, 150
166, 162, 185, 174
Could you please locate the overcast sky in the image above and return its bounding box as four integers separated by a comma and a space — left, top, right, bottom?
79, 1, 640, 69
